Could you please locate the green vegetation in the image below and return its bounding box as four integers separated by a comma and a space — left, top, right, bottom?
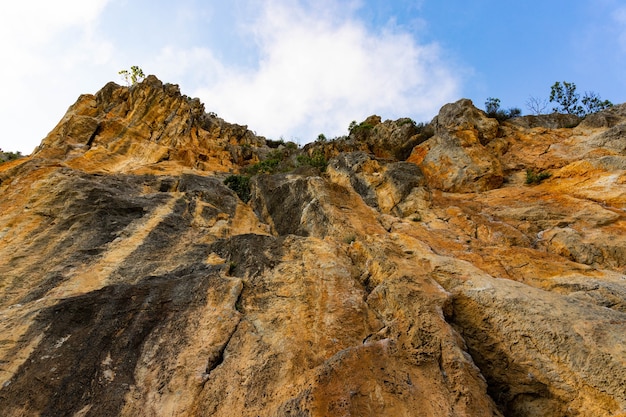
412, 121, 434, 142
224, 174, 251, 202
507, 82, 615, 117
0, 149, 23, 164
266, 138, 286, 148
549, 81, 583, 116
484, 97, 522, 120
348, 120, 375, 135
581, 91, 613, 115
550, 81, 612, 117
118, 66, 145, 86
525, 169, 552, 185
245, 149, 291, 175
397, 118, 417, 127
224, 142, 327, 201
246, 156, 281, 175
245, 141, 322, 175
296, 150, 327, 171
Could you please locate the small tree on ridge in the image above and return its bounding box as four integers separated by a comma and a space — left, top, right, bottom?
581, 91, 613, 114
549, 81, 583, 116
549, 81, 612, 116
484, 97, 522, 120
118, 66, 145, 86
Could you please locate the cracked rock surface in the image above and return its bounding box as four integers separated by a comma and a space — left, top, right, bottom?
1, 78, 625, 416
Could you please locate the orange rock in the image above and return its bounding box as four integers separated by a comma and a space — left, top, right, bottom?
1, 78, 625, 416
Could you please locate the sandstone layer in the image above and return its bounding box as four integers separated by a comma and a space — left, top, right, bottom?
0, 77, 625, 417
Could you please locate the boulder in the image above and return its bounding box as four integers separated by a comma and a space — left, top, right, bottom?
407, 99, 504, 192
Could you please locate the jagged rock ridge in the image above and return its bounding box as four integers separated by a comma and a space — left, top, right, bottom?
0, 76, 625, 417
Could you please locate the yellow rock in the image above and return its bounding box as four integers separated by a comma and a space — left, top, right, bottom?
0, 79, 625, 416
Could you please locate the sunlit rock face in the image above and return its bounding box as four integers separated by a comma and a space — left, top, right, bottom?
0, 78, 625, 417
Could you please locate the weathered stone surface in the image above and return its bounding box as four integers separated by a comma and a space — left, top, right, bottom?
326, 152, 430, 216
1, 77, 625, 417
578, 102, 626, 128
433, 99, 500, 144
308, 115, 434, 161
447, 273, 626, 417
407, 99, 504, 192
508, 112, 581, 129
35, 75, 265, 174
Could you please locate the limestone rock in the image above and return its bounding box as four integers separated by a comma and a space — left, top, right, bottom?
578, 102, 626, 128
347, 115, 431, 160
433, 99, 500, 144
407, 99, 504, 192
326, 151, 430, 217
508, 113, 581, 129
447, 272, 626, 417
35, 75, 265, 173
1, 77, 625, 417
310, 115, 434, 161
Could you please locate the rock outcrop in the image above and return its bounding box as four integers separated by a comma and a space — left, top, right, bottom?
407, 99, 504, 192
34, 75, 265, 174
0, 78, 625, 417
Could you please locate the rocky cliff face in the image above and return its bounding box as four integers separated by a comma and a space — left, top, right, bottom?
0, 76, 625, 417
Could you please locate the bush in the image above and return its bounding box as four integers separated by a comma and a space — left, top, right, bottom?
266, 138, 286, 148
507, 107, 522, 118
398, 118, 417, 127
581, 91, 613, 114
245, 149, 286, 175
224, 175, 251, 202
525, 169, 551, 185
485, 97, 522, 120
247, 158, 280, 175
485, 97, 501, 115
297, 150, 327, 171
549, 81, 613, 117
349, 120, 375, 136
0, 149, 23, 164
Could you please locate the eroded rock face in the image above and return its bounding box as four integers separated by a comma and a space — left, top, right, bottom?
308, 115, 434, 161
326, 152, 430, 217
35, 75, 265, 173
408, 99, 504, 192
1, 77, 625, 417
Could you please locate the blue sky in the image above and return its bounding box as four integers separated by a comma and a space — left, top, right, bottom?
1, 0, 625, 154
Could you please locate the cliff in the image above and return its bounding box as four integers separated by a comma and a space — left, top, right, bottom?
0, 76, 625, 417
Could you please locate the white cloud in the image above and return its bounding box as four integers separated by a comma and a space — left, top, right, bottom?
0, 0, 112, 73
0, 0, 113, 153
194, 0, 460, 142
150, 46, 226, 93
0, 1, 108, 44
0, 0, 462, 153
